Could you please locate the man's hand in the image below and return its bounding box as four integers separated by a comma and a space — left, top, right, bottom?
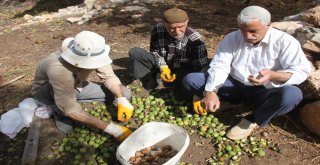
117, 97, 134, 122
160, 66, 176, 82
202, 91, 220, 112
104, 122, 132, 142
248, 69, 273, 86
193, 95, 207, 114
248, 69, 293, 85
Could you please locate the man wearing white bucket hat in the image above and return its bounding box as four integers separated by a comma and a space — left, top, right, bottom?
31, 31, 133, 141
183, 6, 311, 139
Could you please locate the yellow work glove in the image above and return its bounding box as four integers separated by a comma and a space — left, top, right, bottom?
193, 95, 207, 114
104, 122, 132, 142
117, 97, 134, 122
160, 66, 176, 82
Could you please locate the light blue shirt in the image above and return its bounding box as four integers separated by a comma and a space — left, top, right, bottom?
205, 27, 311, 92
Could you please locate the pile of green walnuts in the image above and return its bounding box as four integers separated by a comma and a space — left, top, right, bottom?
42, 89, 280, 165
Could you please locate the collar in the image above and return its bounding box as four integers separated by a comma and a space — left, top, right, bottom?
259, 27, 271, 45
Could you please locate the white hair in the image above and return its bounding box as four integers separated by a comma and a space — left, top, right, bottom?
237, 6, 271, 27
237, 14, 269, 27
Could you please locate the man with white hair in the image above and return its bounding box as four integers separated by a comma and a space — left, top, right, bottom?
31, 31, 133, 141
183, 6, 311, 139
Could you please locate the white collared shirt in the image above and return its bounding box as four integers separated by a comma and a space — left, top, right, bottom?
205, 27, 311, 92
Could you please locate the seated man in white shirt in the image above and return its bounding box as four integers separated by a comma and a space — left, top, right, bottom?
182, 6, 311, 140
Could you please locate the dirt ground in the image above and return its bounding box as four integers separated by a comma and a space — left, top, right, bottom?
1, 0, 320, 165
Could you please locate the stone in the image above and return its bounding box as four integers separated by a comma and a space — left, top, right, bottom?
302, 40, 320, 53
301, 5, 320, 27
94, 0, 110, 10
299, 100, 320, 136
271, 21, 306, 35
33, 16, 43, 21
88, 9, 99, 16
77, 17, 90, 25
110, 0, 130, 4
131, 14, 144, 19
300, 68, 320, 100
282, 13, 302, 21
100, 9, 113, 17
82, 13, 93, 19
23, 14, 33, 21
84, 0, 96, 10
295, 27, 320, 53
311, 33, 320, 45
120, 6, 150, 12
66, 17, 83, 24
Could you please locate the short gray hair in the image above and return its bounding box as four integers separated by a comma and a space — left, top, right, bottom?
238, 14, 269, 26
237, 6, 271, 26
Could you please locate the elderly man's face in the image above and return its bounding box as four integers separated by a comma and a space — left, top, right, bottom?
165, 20, 188, 39
239, 19, 269, 44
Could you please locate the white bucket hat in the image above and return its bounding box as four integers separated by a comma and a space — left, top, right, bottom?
61, 31, 112, 69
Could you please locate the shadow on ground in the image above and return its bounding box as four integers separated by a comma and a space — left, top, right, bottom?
14, 0, 83, 17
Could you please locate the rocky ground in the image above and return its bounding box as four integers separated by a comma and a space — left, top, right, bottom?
0, 0, 320, 165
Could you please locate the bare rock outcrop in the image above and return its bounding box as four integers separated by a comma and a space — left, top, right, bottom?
299, 100, 320, 136
301, 5, 320, 28
277, 4, 320, 136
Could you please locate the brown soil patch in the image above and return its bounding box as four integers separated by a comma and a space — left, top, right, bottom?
0, 0, 319, 165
